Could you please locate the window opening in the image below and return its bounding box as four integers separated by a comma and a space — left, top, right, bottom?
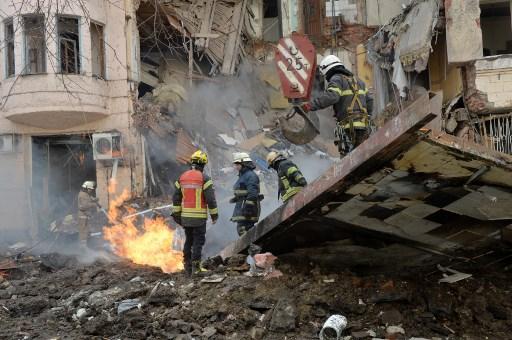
480, 2, 512, 56
5, 20, 15, 77
90, 22, 105, 78
58, 16, 80, 74
24, 15, 46, 74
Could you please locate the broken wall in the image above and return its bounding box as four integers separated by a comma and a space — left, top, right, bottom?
325, 0, 357, 22
473, 55, 512, 113
428, 36, 463, 103
281, 0, 302, 36
445, 0, 483, 64
365, 0, 405, 26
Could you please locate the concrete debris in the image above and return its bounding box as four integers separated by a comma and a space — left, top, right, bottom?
117, 298, 142, 315
269, 299, 297, 332
200, 274, 226, 283
380, 309, 403, 325
386, 325, 405, 335
0, 250, 511, 338
218, 134, 238, 146
437, 264, 472, 284
74, 308, 88, 322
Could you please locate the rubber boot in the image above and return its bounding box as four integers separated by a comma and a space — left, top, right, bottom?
193, 261, 208, 276
184, 260, 193, 277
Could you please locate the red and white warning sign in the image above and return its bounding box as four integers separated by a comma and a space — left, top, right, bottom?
274, 33, 316, 101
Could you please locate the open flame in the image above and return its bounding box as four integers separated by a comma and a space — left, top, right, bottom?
103, 181, 184, 273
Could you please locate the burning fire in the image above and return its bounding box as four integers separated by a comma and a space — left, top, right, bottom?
103, 181, 184, 273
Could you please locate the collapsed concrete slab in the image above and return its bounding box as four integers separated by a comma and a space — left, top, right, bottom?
220, 93, 512, 258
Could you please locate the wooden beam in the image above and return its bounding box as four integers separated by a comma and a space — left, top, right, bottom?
188, 38, 193, 88
192, 33, 220, 39
221, 0, 247, 75
196, 0, 216, 50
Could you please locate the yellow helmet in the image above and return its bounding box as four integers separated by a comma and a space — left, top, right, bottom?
190, 150, 208, 164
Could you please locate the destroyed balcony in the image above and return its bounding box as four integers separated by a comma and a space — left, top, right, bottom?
0, 74, 109, 130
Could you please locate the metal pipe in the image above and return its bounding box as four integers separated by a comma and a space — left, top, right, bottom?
319, 314, 347, 340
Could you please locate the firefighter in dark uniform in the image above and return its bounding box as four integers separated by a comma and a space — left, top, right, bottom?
266, 151, 307, 202
172, 150, 218, 275
230, 152, 262, 236
303, 54, 374, 156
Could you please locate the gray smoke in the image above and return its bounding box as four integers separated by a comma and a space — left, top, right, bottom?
162, 62, 336, 256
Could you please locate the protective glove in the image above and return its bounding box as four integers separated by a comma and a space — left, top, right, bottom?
298, 177, 307, 187
300, 102, 312, 112
229, 197, 237, 204
211, 214, 218, 224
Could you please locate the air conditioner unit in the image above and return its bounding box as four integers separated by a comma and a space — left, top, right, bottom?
0, 134, 14, 153
92, 132, 122, 160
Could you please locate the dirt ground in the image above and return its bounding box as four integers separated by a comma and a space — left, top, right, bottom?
1, 245, 511, 340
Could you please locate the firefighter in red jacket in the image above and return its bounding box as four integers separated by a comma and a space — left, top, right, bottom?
172, 150, 218, 275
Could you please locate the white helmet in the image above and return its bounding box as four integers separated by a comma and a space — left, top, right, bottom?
233, 152, 252, 163
82, 181, 96, 190
319, 55, 343, 76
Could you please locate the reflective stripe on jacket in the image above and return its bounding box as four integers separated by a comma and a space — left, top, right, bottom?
231, 166, 261, 223
311, 73, 373, 122
277, 159, 307, 202
172, 169, 218, 227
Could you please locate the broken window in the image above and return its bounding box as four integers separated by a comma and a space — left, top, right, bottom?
58, 16, 80, 74
480, 1, 512, 56
90, 22, 106, 79
263, 0, 280, 42
5, 20, 15, 77
24, 15, 46, 74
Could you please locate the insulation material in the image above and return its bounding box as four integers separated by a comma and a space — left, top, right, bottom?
395, 0, 439, 72
367, 0, 440, 73
392, 56, 408, 97
152, 83, 188, 109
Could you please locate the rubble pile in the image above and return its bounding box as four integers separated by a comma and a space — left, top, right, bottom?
0, 250, 511, 339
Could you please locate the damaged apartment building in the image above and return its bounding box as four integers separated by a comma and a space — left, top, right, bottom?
1, 0, 511, 247
367, 0, 512, 155
0, 0, 144, 241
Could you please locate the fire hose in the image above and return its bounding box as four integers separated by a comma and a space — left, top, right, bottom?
122, 204, 173, 220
